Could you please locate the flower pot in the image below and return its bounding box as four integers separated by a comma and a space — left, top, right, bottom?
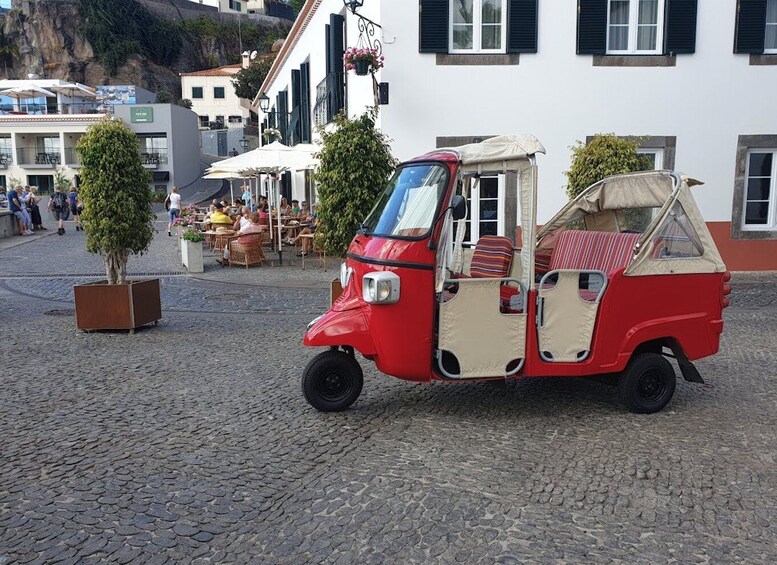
74, 279, 161, 333
354, 59, 371, 76
181, 239, 204, 273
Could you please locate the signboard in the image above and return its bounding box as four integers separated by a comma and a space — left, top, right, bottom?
130, 107, 154, 123
96, 85, 136, 105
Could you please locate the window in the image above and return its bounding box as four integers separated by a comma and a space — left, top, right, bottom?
198, 115, 209, 127
450, 0, 506, 53
229, 0, 242, 11
651, 201, 703, 258
768, 0, 777, 53
464, 176, 505, 243
228, 115, 243, 123
743, 151, 777, 229
214, 87, 225, 99
736, 0, 777, 54
420, 0, 538, 55
607, 0, 664, 54
578, 0, 697, 57
191, 86, 203, 99
637, 147, 664, 169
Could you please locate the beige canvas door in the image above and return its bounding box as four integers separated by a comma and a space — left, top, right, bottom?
536, 270, 608, 363
437, 278, 527, 379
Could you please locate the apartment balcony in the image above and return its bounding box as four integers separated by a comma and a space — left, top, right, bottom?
64, 147, 81, 167
16, 147, 62, 168
140, 151, 168, 168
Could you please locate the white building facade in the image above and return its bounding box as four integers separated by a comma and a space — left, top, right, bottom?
256, 0, 777, 270
181, 64, 251, 130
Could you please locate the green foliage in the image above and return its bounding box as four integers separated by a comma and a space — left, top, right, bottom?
0, 26, 20, 72
76, 118, 155, 284
314, 110, 397, 255
286, 0, 305, 12
6, 176, 22, 190
156, 90, 173, 103
565, 134, 653, 199
53, 167, 71, 191
177, 98, 193, 109
231, 58, 273, 100
77, 0, 182, 75
181, 229, 204, 242
181, 17, 286, 52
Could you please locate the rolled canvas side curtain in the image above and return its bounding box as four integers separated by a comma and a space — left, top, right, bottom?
734, 0, 767, 53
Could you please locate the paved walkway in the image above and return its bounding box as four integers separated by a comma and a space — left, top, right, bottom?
1, 221, 776, 563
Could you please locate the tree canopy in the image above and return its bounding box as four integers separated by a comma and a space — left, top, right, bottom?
76, 118, 155, 284
231, 58, 273, 100
314, 111, 397, 255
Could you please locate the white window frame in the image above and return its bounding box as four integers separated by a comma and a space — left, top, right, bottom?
606, 0, 665, 55
742, 149, 777, 231
766, 0, 777, 54
465, 175, 506, 244
637, 147, 664, 170
449, 0, 508, 55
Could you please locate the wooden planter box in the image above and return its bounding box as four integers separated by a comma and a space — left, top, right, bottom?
74, 279, 161, 333
181, 239, 204, 273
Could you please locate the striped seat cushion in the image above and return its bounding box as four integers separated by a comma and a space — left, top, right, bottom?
469, 236, 514, 278
550, 230, 641, 275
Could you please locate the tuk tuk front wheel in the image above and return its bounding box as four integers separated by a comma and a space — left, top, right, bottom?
618, 353, 676, 414
302, 350, 364, 412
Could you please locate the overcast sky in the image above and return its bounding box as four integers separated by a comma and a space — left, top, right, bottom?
0, 1, 11, 9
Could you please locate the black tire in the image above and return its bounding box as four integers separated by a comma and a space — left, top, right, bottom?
618, 353, 676, 414
301, 350, 363, 412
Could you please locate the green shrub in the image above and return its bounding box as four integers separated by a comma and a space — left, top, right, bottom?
76, 118, 154, 284
314, 110, 397, 255
565, 134, 653, 199
181, 229, 204, 242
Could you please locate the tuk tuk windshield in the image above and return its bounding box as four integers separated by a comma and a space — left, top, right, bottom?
362, 164, 449, 239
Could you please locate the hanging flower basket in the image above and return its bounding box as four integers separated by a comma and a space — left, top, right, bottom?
263, 127, 282, 143
343, 47, 384, 76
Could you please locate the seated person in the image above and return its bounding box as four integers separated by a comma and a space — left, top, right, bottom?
233, 206, 252, 232
291, 199, 301, 215
290, 216, 320, 256
279, 197, 292, 216
205, 203, 232, 230
217, 212, 265, 266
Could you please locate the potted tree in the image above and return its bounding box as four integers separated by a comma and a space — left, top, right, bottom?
73, 118, 161, 332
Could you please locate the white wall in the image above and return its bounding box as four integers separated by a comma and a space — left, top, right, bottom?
380, 0, 777, 224
182, 73, 250, 125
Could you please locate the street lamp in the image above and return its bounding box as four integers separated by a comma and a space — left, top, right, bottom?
343, 0, 364, 13
239, 137, 249, 152
258, 93, 270, 113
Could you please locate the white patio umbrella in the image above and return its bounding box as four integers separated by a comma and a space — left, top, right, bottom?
0, 85, 57, 112
49, 83, 96, 98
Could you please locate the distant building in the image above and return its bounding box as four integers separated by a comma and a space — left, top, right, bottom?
180, 63, 251, 131
0, 80, 199, 199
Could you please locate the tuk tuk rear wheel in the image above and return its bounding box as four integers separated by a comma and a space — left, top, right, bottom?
618, 353, 676, 414
302, 350, 364, 412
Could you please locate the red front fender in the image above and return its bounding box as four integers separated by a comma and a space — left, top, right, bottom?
303, 308, 378, 356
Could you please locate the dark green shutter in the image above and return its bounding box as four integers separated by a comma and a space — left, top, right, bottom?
507, 0, 538, 53
277, 90, 288, 142
419, 0, 449, 53
665, 0, 698, 53
300, 62, 311, 143
577, 0, 607, 55
290, 69, 301, 146
734, 0, 766, 53
328, 14, 345, 117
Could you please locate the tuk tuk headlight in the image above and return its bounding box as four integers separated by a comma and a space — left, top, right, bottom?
339, 262, 353, 288
362, 271, 400, 304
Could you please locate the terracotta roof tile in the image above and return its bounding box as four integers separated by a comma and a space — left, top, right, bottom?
180, 64, 243, 77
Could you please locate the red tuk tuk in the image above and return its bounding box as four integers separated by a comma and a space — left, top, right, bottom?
302, 136, 729, 413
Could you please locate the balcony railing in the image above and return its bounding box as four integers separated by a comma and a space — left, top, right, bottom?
314, 73, 345, 127
140, 151, 168, 167
0, 102, 110, 116
0, 151, 12, 167
16, 148, 61, 166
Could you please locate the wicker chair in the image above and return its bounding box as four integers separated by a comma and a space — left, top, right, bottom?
228, 234, 265, 268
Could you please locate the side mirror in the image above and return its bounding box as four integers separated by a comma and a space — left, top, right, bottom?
451, 195, 467, 220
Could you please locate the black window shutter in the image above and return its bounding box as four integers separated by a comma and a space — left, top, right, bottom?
290, 69, 301, 145
325, 24, 331, 74
300, 62, 311, 143
328, 14, 345, 117
577, 0, 607, 55
734, 0, 766, 53
419, 0, 449, 53
665, 0, 698, 53
277, 91, 288, 142
507, 0, 538, 53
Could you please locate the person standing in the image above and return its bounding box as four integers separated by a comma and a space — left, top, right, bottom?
25, 186, 46, 230
241, 185, 252, 209
165, 186, 182, 236
68, 185, 82, 231
7, 185, 32, 235
48, 185, 69, 235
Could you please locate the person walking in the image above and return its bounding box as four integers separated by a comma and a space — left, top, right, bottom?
49, 185, 70, 235
25, 186, 46, 230
7, 185, 32, 235
68, 185, 82, 231
165, 186, 182, 236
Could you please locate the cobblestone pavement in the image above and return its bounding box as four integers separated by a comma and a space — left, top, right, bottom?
1, 227, 777, 563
